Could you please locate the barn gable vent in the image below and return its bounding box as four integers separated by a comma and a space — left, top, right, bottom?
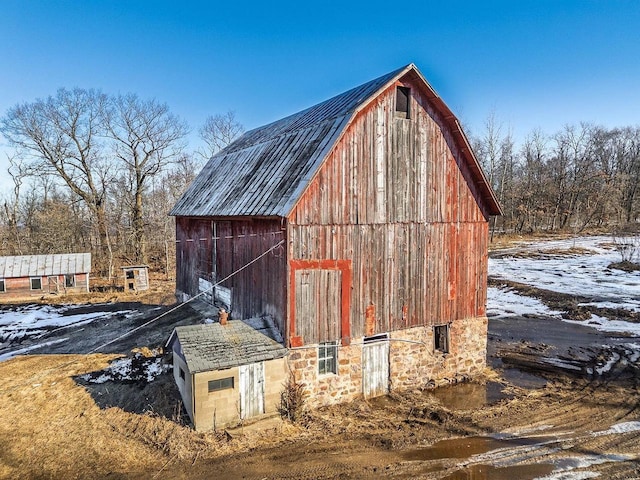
395, 86, 410, 118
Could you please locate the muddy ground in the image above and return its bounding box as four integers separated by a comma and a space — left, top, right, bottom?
1, 243, 640, 479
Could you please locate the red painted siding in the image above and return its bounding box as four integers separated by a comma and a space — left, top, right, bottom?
288, 77, 490, 340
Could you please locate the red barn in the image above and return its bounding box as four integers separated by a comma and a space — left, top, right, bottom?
171, 64, 500, 408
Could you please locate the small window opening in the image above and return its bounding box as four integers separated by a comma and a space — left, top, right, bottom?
65, 274, 75, 288
208, 377, 234, 392
126, 270, 135, 279
318, 342, 338, 375
395, 86, 410, 118
364, 333, 388, 344
434, 324, 449, 354
0, 279, 5, 293
30, 277, 42, 290
179, 368, 185, 380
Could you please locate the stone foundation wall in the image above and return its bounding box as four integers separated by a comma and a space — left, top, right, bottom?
287, 316, 487, 409
389, 316, 488, 390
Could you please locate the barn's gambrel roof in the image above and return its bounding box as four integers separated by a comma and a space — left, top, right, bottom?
171, 64, 501, 218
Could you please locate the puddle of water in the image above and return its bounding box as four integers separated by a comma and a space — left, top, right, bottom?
403, 435, 550, 461
441, 463, 555, 480
501, 368, 548, 389
428, 381, 510, 410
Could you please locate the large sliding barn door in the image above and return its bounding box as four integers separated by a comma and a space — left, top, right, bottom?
362, 335, 390, 398
239, 362, 265, 419
295, 269, 342, 343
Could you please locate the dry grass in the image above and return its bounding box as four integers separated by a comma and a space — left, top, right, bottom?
0, 354, 319, 479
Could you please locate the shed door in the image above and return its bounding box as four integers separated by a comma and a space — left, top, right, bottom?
47, 276, 59, 294
363, 335, 389, 398
239, 362, 265, 419
295, 269, 341, 343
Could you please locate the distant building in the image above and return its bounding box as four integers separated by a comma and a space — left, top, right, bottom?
121, 265, 150, 292
170, 63, 501, 428
0, 253, 91, 298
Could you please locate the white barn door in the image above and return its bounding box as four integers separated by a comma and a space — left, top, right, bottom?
239, 362, 265, 419
362, 335, 389, 398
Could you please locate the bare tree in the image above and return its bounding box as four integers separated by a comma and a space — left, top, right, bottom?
102, 94, 189, 263
198, 111, 244, 159
0, 88, 113, 270
2, 154, 29, 253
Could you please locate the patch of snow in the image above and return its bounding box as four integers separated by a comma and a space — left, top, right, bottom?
563, 315, 640, 336
143, 359, 168, 382
490, 236, 640, 313
536, 452, 632, 479
594, 351, 620, 375
593, 421, 640, 436
541, 358, 582, 371
536, 472, 600, 480
81, 355, 170, 384
487, 287, 563, 319
0, 338, 69, 361
0, 304, 133, 345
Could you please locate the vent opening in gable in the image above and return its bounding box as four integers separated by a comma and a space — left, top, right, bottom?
395, 86, 410, 118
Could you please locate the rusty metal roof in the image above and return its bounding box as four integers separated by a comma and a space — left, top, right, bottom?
0, 253, 91, 278
171, 64, 501, 218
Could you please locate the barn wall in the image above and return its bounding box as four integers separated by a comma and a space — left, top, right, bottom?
175, 217, 214, 298
289, 222, 487, 338
175, 217, 287, 334
288, 79, 489, 341
290, 78, 488, 226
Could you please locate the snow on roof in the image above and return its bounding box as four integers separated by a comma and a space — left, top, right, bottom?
0, 253, 91, 278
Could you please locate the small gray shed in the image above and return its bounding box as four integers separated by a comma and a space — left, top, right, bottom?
167, 317, 288, 431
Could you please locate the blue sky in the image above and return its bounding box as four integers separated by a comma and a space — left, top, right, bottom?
1, 1, 639, 193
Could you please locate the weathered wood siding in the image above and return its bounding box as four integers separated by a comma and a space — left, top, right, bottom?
175, 217, 287, 334
176, 217, 214, 298
288, 78, 489, 340
294, 269, 342, 343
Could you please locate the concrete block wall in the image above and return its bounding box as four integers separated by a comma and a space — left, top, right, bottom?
193, 367, 240, 431
188, 358, 288, 431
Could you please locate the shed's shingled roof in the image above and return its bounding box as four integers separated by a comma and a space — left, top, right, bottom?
0, 253, 91, 278
171, 64, 501, 218
169, 318, 287, 373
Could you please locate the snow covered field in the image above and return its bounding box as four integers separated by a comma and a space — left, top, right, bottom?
488, 236, 640, 335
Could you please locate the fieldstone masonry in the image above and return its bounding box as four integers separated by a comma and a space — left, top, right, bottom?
287, 316, 488, 409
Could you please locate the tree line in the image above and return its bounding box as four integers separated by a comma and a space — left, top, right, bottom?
0, 88, 242, 278
0, 89, 637, 280
472, 115, 640, 237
